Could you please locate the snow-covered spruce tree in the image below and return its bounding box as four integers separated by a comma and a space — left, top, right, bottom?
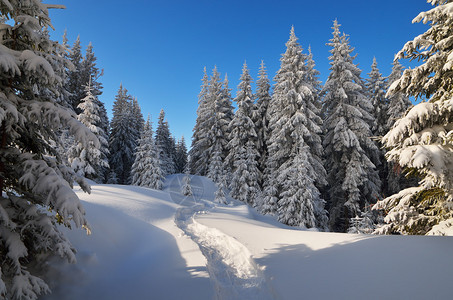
80, 42, 103, 98
386, 60, 412, 129
67, 35, 84, 113
131, 116, 164, 189
0, 2, 95, 299
181, 170, 193, 196
226, 62, 261, 206
366, 58, 391, 196
214, 175, 228, 205
366, 57, 389, 137
348, 202, 376, 234
174, 137, 188, 174
277, 145, 318, 228
322, 20, 381, 232
263, 27, 327, 227
253, 61, 271, 188
155, 109, 175, 176
385, 60, 415, 195
207, 69, 232, 184
108, 85, 139, 184
68, 80, 109, 182
373, 0, 453, 235
189, 67, 212, 175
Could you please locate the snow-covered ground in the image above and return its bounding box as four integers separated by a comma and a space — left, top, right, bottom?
44, 175, 453, 300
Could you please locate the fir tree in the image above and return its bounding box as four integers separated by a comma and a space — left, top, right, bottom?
374, 0, 453, 235
69, 80, 109, 182
227, 62, 261, 206
131, 117, 164, 189
322, 20, 381, 232
0, 2, 93, 298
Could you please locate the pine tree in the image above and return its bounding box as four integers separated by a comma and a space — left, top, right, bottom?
155, 109, 175, 176
366, 57, 389, 136
227, 62, 261, 206
322, 20, 381, 232
131, 117, 164, 189
373, 0, 453, 235
253, 61, 272, 188
0, 2, 94, 298
68, 80, 109, 182
264, 27, 327, 227
108, 85, 139, 184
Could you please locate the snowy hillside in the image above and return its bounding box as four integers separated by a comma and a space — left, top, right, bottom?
44, 175, 453, 300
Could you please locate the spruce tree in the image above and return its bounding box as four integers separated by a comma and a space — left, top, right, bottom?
108, 85, 138, 184
264, 27, 327, 227
226, 62, 261, 206
174, 137, 188, 174
385, 60, 414, 195
207, 70, 232, 184
155, 109, 175, 176
67, 35, 84, 113
366, 57, 389, 137
80, 42, 103, 97
69, 80, 109, 182
254, 61, 272, 188
131, 117, 164, 189
366, 58, 390, 196
189, 68, 212, 175
181, 171, 193, 196
0, 2, 93, 298
322, 20, 381, 232
374, 0, 453, 235
386, 61, 412, 129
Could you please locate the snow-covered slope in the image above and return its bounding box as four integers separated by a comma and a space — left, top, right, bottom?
44, 175, 453, 300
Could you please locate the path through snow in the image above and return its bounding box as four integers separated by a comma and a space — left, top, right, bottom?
165, 175, 275, 300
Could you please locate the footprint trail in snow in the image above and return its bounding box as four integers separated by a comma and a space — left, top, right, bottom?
175, 204, 275, 300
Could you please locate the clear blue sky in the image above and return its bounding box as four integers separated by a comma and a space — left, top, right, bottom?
48, 0, 432, 143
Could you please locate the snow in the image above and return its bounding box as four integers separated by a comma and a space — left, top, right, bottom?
44, 175, 453, 300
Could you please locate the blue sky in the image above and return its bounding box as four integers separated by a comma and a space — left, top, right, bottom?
48, 0, 432, 143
